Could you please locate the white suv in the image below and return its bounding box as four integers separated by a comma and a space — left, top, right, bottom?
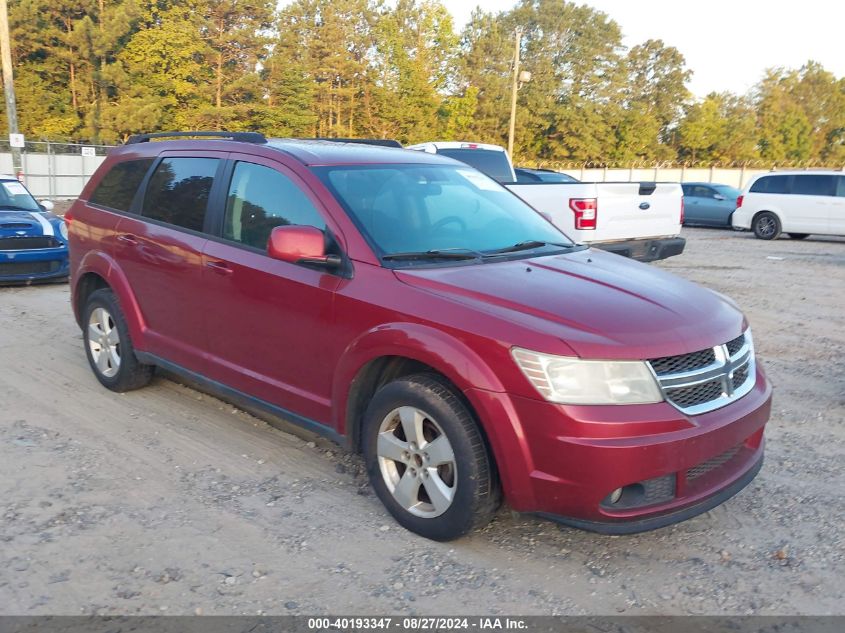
732, 170, 845, 240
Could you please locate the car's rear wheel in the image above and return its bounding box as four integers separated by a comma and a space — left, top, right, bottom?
83, 288, 153, 391
362, 373, 500, 541
753, 212, 781, 240
788, 233, 810, 240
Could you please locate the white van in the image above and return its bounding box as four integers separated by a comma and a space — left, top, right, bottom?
732, 170, 845, 239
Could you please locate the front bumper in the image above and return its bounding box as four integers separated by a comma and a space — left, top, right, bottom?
466, 365, 772, 533
0, 247, 69, 284
592, 236, 686, 262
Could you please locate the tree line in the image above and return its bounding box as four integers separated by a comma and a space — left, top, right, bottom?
3, 0, 844, 165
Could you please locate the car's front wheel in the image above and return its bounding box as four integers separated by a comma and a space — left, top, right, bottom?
362, 373, 500, 541
83, 288, 154, 392
753, 212, 781, 240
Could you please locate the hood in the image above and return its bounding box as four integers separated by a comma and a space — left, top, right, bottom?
394, 248, 745, 360
0, 210, 57, 239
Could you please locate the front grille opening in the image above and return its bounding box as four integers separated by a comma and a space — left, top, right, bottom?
650, 348, 715, 376
665, 379, 724, 409
601, 474, 676, 510
731, 363, 750, 390
726, 333, 746, 356
687, 444, 743, 482
0, 236, 62, 250
0, 261, 61, 275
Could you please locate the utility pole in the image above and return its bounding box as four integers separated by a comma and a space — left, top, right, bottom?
507, 27, 522, 158
0, 0, 22, 179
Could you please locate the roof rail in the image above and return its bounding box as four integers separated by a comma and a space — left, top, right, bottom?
125, 131, 267, 145
305, 138, 403, 148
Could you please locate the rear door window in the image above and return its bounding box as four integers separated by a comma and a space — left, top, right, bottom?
223, 161, 326, 250
750, 175, 790, 194
89, 159, 154, 211
792, 175, 837, 197
837, 176, 845, 197
436, 149, 514, 183
141, 157, 220, 232
690, 185, 715, 198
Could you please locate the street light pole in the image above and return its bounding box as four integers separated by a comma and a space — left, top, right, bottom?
0, 0, 22, 179
507, 27, 522, 158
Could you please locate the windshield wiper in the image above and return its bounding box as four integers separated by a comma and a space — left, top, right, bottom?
483, 240, 572, 256
382, 248, 482, 262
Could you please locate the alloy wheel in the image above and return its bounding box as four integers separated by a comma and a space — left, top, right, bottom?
88, 307, 121, 378
757, 216, 777, 238
376, 406, 457, 518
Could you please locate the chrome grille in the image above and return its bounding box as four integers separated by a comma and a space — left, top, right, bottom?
650, 348, 715, 376
725, 334, 746, 356
687, 445, 742, 482
665, 379, 724, 409
648, 331, 756, 415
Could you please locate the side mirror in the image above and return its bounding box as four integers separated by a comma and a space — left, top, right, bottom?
268, 225, 341, 270
713, 194, 725, 201
39, 199, 55, 211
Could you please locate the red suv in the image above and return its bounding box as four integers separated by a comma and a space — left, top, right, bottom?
68, 132, 772, 541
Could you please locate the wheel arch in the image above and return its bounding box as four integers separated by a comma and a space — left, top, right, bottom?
73, 251, 147, 344
333, 323, 508, 453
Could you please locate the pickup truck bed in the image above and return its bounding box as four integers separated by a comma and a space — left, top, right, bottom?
506, 181, 685, 263
406, 141, 685, 262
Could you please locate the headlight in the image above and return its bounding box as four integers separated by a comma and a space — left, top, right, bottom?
59, 221, 68, 240
511, 347, 664, 405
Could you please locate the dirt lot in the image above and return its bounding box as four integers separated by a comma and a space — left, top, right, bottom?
1, 228, 843, 616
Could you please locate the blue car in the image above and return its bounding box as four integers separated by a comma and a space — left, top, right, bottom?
0, 176, 69, 284
681, 182, 742, 227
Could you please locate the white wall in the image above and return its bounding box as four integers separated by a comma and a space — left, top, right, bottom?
557, 166, 792, 189
0, 151, 107, 199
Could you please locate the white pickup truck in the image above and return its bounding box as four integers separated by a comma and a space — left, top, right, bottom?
406, 141, 685, 262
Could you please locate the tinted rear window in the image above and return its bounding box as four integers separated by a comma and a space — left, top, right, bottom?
89, 159, 154, 211
437, 149, 514, 183
792, 175, 837, 196
749, 175, 790, 194
141, 158, 219, 232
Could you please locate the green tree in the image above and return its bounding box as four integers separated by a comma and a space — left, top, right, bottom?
370, 0, 458, 143
624, 39, 690, 153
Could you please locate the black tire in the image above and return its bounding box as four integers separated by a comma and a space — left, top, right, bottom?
362, 373, 501, 541
753, 212, 781, 240
82, 288, 154, 392
788, 233, 810, 240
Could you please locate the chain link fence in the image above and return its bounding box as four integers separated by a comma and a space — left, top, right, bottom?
2, 141, 843, 199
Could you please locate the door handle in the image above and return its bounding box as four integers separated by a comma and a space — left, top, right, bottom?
117, 233, 138, 244
205, 260, 233, 275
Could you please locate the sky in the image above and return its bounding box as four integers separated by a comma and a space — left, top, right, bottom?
446, 0, 845, 98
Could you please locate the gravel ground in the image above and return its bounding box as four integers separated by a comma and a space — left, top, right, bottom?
0, 228, 843, 615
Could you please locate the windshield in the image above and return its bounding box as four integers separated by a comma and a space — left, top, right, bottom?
0, 180, 40, 211
435, 149, 514, 183
713, 185, 742, 199
314, 164, 573, 263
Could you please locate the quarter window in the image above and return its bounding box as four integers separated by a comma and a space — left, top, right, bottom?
223, 162, 325, 250
141, 158, 219, 232
89, 159, 154, 211
792, 175, 836, 197
749, 175, 790, 194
